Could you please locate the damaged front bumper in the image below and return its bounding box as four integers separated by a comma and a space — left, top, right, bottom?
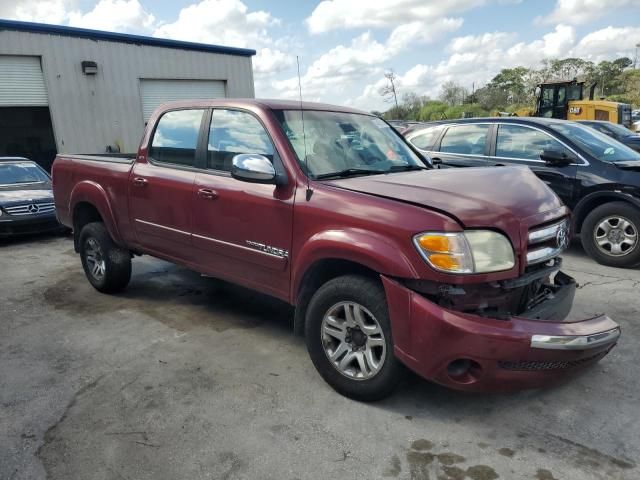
382, 271, 620, 392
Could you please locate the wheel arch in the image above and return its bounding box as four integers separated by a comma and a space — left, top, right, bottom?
573, 191, 640, 234
292, 258, 382, 336
70, 181, 123, 251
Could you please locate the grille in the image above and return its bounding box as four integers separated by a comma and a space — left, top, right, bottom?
3, 202, 55, 216
526, 218, 570, 266
498, 352, 606, 371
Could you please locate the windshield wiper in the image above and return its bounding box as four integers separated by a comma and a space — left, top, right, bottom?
314, 167, 386, 179
387, 164, 427, 172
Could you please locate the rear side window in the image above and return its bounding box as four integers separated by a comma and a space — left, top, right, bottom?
496, 124, 568, 160
149, 109, 205, 167
439, 124, 489, 155
409, 127, 442, 150
207, 109, 274, 171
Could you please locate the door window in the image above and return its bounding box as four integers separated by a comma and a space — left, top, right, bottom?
207, 109, 274, 171
496, 124, 568, 160
149, 109, 205, 167
439, 124, 489, 155
409, 126, 442, 150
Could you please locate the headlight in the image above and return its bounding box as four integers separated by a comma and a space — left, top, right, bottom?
413, 231, 515, 274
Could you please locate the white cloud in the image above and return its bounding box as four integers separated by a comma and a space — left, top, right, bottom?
68, 0, 155, 32
306, 0, 484, 34
153, 0, 276, 48
267, 17, 463, 101
253, 48, 295, 75
349, 24, 580, 110
0, 0, 75, 24
538, 0, 635, 25
152, 0, 292, 77
573, 26, 640, 61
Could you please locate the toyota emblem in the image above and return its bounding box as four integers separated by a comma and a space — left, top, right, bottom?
28, 204, 40, 214
556, 226, 569, 250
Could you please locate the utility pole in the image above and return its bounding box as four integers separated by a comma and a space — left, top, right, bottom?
635, 43, 640, 69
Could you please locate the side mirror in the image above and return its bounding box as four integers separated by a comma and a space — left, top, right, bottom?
540, 149, 574, 166
231, 154, 277, 184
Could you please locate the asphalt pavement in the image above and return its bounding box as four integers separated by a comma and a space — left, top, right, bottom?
1, 234, 638, 480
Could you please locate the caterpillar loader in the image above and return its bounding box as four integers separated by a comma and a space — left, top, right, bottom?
512, 80, 632, 127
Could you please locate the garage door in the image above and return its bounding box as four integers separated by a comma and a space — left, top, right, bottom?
140, 79, 226, 121
0, 56, 48, 106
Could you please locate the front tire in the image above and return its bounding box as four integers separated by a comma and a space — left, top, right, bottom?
581, 202, 640, 268
304, 275, 404, 401
79, 222, 131, 293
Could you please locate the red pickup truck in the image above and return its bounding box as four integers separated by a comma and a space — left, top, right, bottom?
52, 99, 620, 400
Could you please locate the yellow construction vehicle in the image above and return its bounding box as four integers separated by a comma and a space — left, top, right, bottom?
511, 79, 632, 126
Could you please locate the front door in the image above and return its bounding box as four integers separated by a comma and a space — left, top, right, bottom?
490, 123, 578, 206
128, 108, 206, 260
191, 108, 294, 299
434, 123, 492, 168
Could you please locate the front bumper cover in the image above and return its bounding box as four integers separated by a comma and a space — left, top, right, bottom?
382, 273, 620, 392
0, 212, 61, 237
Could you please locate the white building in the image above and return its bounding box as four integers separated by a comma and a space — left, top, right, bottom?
0, 20, 256, 170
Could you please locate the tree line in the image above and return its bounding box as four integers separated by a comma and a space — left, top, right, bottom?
375, 57, 640, 121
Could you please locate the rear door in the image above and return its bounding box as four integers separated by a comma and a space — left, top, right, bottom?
191, 108, 294, 299
432, 124, 493, 168
128, 108, 206, 260
489, 123, 578, 206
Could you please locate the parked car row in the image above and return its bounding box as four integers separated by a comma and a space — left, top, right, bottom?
50, 99, 621, 400
404, 117, 640, 268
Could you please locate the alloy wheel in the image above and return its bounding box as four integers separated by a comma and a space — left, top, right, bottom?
594, 215, 638, 257
320, 301, 386, 380
85, 237, 106, 280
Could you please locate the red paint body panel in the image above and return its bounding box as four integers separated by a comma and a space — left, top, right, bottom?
382, 276, 617, 391
51, 99, 619, 392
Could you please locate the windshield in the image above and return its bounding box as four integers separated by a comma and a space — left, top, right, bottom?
549, 123, 640, 163
0, 162, 50, 185
273, 110, 426, 177
596, 122, 635, 138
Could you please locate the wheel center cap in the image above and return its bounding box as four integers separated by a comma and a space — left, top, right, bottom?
350, 329, 367, 347
608, 229, 623, 243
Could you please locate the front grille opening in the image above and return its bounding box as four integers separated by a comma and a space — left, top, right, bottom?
498, 351, 607, 371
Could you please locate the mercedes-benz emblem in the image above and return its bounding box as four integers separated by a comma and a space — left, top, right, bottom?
556, 226, 569, 249
28, 204, 40, 214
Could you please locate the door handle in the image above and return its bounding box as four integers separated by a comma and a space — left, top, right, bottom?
132, 177, 148, 187
197, 188, 218, 200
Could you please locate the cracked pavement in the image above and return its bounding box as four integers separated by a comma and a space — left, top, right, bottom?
1, 235, 638, 480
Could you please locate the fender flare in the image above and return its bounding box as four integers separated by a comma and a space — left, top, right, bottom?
69, 180, 124, 246
291, 228, 420, 302
573, 190, 640, 232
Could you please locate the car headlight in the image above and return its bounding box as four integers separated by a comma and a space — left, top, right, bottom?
413, 231, 515, 274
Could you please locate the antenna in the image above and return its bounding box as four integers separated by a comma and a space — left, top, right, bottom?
297, 55, 312, 201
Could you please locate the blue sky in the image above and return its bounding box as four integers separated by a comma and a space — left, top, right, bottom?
2, 1, 639, 110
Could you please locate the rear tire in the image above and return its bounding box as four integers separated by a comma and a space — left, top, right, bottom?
79, 222, 131, 293
581, 202, 640, 268
304, 275, 405, 401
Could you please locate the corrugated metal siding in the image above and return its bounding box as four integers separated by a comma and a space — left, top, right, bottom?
0, 55, 48, 106
0, 30, 255, 153
140, 79, 225, 120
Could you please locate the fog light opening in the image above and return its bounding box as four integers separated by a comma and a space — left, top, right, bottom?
447, 358, 482, 384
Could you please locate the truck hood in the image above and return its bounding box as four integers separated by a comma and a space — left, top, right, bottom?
324, 166, 563, 230
0, 183, 53, 207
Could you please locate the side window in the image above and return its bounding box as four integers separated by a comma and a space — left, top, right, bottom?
439, 124, 489, 155
207, 109, 274, 171
149, 109, 205, 167
496, 124, 568, 160
409, 127, 441, 150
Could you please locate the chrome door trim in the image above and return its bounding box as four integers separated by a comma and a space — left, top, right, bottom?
134, 219, 190, 236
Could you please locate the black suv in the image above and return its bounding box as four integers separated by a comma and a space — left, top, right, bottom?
404, 117, 640, 268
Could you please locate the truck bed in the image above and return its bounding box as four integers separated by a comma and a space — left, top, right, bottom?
52, 153, 136, 241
